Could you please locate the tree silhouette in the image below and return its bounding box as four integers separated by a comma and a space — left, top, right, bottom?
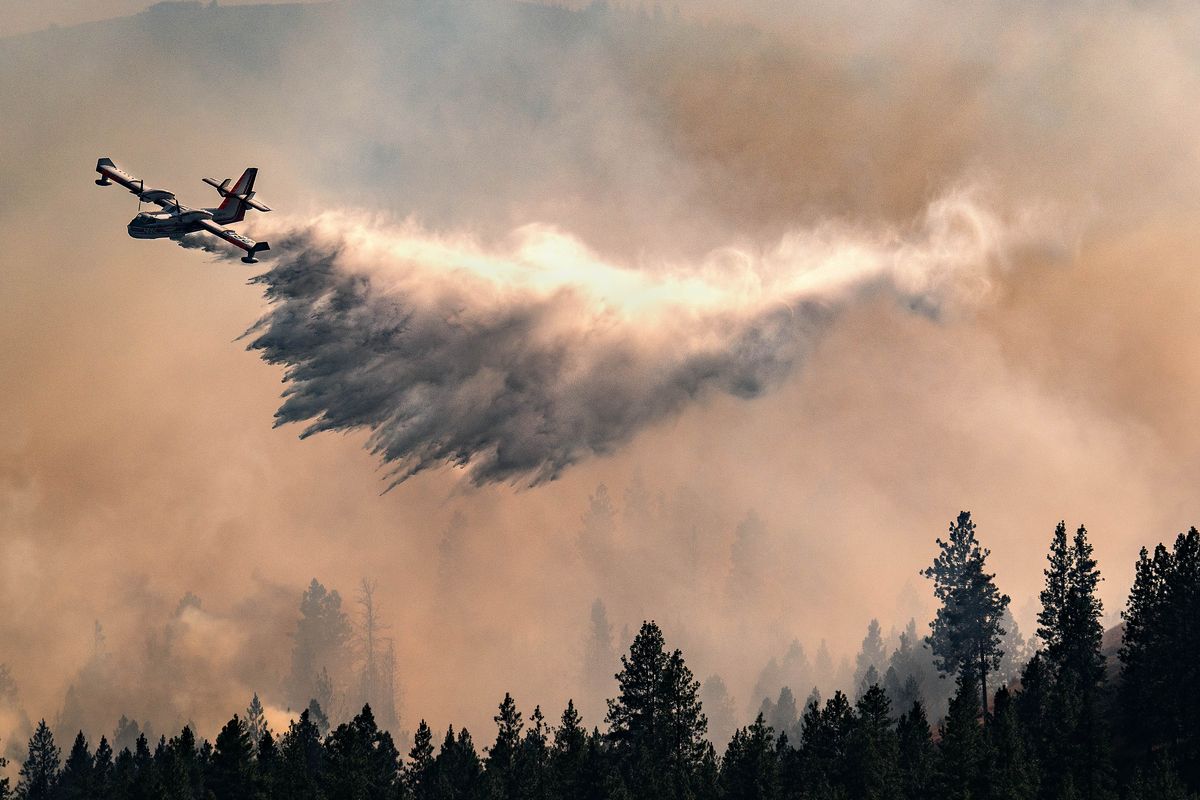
1120, 527, 1200, 791
323, 704, 401, 800
923, 511, 1010, 717
208, 715, 255, 800
406, 720, 436, 800
17, 720, 59, 800
54, 731, 92, 800
718, 714, 779, 800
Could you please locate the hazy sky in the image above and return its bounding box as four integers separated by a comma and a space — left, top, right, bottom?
2, 0, 1199, 748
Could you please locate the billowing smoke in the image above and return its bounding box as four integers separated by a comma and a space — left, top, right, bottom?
185, 191, 1056, 486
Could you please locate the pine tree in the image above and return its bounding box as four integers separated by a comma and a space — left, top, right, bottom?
323, 704, 401, 800
517, 705, 550, 800
923, 511, 1011, 717
857, 665, 881, 703
1014, 652, 1049, 764
1038, 522, 1072, 664
549, 701, 589, 800
796, 691, 854, 798
245, 693, 267, 748
763, 687, 798, 743
434, 726, 484, 800
986, 686, 1037, 800
159, 725, 203, 800
288, 579, 352, 712
308, 697, 332, 738
657, 646, 709, 787
208, 714, 255, 800
607, 622, 669, 758
130, 731, 162, 799
112, 716, 140, 755
896, 701, 934, 800
1039, 524, 1106, 686
934, 675, 987, 800
1119, 527, 1200, 792
280, 708, 325, 800
55, 731, 92, 800
606, 621, 708, 799
257, 728, 280, 797
847, 684, 899, 800
854, 620, 888, 692
16, 720, 60, 800
718, 714, 779, 800
487, 693, 524, 800
1034, 523, 1113, 800
406, 720, 437, 800
92, 736, 113, 799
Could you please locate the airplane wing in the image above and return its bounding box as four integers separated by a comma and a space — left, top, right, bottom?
196, 218, 270, 264
94, 157, 178, 209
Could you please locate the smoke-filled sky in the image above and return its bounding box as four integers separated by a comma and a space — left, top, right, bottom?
2, 0, 1200, 750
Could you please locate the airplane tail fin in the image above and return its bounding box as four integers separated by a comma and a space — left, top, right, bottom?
205, 168, 270, 223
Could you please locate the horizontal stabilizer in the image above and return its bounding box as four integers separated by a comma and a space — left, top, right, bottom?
197, 218, 270, 263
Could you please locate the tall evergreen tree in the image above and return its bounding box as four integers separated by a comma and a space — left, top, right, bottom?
923, 511, 1011, 716
847, 684, 899, 800
486, 693, 524, 800
1035, 523, 1113, 800
130, 731, 161, 800
109, 746, 135, 800
1119, 527, 1200, 792
934, 675, 987, 800
158, 726, 203, 800
208, 714, 255, 800
760, 687, 798, 744
91, 736, 113, 799
54, 732, 92, 800
549, 701, 590, 800
287, 579, 352, 712
280, 708, 325, 800
245, 693, 267, 748
606, 621, 708, 800
434, 726, 483, 800
896, 701, 935, 800
719, 714, 779, 800
257, 728, 281, 798
16, 720, 59, 800
323, 704, 401, 800
406, 720, 437, 800
886, 620, 935, 717
854, 620, 888, 693
1039, 524, 1106, 686
986, 686, 1037, 800
517, 705, 550, 800
796, 691, 854, 798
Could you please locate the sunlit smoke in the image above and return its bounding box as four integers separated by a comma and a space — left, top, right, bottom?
183, 189, 1061, 487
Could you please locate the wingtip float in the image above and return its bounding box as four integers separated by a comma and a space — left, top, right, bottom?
95, 156, 271, 264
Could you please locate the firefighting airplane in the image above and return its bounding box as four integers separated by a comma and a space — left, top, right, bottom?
94, 157, 270, 263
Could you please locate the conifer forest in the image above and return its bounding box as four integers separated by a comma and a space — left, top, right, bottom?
3, 515, 1197, 800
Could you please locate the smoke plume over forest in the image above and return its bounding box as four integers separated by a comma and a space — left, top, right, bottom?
1, 0, 1199, 775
